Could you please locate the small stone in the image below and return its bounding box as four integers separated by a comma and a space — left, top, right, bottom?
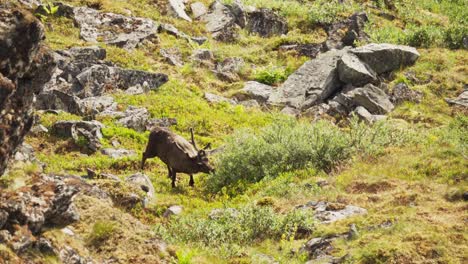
163, 205, 183, 218
190, 2, 208, 19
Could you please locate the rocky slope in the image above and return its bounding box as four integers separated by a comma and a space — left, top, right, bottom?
1, 0, 467, 263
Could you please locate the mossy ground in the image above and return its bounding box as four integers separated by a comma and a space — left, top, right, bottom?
5, 0, 467, 263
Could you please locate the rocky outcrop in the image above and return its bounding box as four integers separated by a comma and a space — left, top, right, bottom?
52, 120, 104, 152
390, 82, 423, 104
160, 48, 184, 66
0, 8, 56, 176
245, 9, 288, 37
125, 173, 155, 207
36, 46, 167, 112
214, 57, 244, 82
325, 12, 369, 50
268, 44, 419, 118
234, 81, 274, 103
204, 92, 237, 105
296, 201, 367, 224
278, 43, 326, 59
191, 2, 208, 19
116, 106, 151, 132
73, 6, 159, 49
268, 49, 348, 109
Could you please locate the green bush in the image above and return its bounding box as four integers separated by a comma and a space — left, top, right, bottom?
155, 205, 315, 254
308, 0, 358, 25
444, 24, 468, 49
87, 220, 117, 246
253, 65, 291, 85
208, 118, 416, 194
405, 25, 444, 48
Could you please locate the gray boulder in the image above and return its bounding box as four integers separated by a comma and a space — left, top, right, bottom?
351, 43, 420, 74
446, 90, 468, 108
52, 120, 104, 152
203, 1, 239, 42
239, 100, 260, 108
246, 9, 288, 37
72, 6, 159, 49
281, 106, 301, 117
191, 49, 216, 68
226, 0, 248, 28
191, 2, 208, 19
146, 118, 178, 130
297, 201, 367, 224
160, 48, 184, 66
65, 46, 106, 62
101, 148, 136, 159
234, 81, 274, 103
337, 84, 394, 114
278, 43, 325, 59
338, 52, 377, 86
325, 12, 369, 50
214, 57, 244, 82
268, 49, 348, 109
125, 173, 155, 206
117, 106, 150, 131
163, 205, 183, 218
167, 0, 192, 22
35, 90, 83, 115
80, 95, 117, 115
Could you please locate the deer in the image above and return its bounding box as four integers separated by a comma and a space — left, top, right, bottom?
141, 127, 214, 188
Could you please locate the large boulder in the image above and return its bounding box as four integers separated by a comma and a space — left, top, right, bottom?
203, 1, 239, 42
35, 90, 83, 115
0, 8, 56, 175
268, 49, 348, 109
214, 57, 244, 82
191, 2, 208, 19
72, 6, 159, 49
245, 9, 288, 37
117, 106, 150, 132
351, 43, 420, 74
125, 173, 155, 207
80, 95, 117, 115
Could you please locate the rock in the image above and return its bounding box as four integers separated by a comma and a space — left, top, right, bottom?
390, 82, 423, 104
85, 168, 121, 182
298, 201, 367, 224
160, 48, 184, 66
325, 12, 369, 50
226, 0, 248, 28
209, 208, 239, 220
35, 90, 83, 115
280, 106, 301, 117
338, 84, 394, 114
268, 49, 348, 109
101, 148, 136, 159
351, 43, 420, 74
42, 46, 168, 100
30, 124, 49, 135
352, 106, 387, 123
125, 173, 155, 206
117, 106, 150, 132
167, 0, 192, 22
163, 205, 183, 218
61, 227, 75, 236
59, 246, 93, 264
446, 90, 468, 108
278, 43, 325, 59
72, 6, 159, 49
337, 52, 377, 86
13, 143, 36, 163
159, 23, 204, 45
215, 57, 244, 82
125, 85, 149, 95
303, 103, 331, 121
18, 0, 42, 8
190, 36, 208, 45
203, 1, 239, 42
204, 92, 237, 105
300, 235, 337, 259
239, 100, 260, 108
234, 81, 274, 103
246, 9, 288, 37
52, 120, 104, 152
146, 117, 178, 130
191, 2, 208, 19
191, 49, 216, 68
0, 174, 84, 236
80, 95, 117, 116
0, 7, 56, 176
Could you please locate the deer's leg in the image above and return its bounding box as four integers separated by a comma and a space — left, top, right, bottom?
141, 152, 147, 170
167, 165, 172, 179
171, 170, 177, 188
189, 174, 194, 187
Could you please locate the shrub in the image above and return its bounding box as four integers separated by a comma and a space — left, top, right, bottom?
444, 24, 468, 49
308, 0, 358, 25
208, 118, 416, 194
87, 220, 117, 246
405, 25, 444, 48
253, 65, 291, 85
155, 205, 315, 255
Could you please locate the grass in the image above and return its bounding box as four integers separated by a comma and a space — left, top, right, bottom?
6, 0, 467, 263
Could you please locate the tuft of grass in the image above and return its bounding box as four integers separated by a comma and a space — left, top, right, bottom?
86, 220, 117, 246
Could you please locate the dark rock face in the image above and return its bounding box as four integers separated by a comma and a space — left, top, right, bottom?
52, 120, 104, 152
0, 8, 56, 176
325, 12, 369, 50
214, 57, 244, 82
336, 84, 395, 115
246, 9, 288, 37
390, 82, 423, 104
203, 1, 239, 42
278, 43, 326, 59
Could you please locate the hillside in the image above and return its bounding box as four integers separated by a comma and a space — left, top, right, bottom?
0, 0, 467, 263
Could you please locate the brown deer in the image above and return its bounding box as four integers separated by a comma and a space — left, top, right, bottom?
141, 127, 214, 188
